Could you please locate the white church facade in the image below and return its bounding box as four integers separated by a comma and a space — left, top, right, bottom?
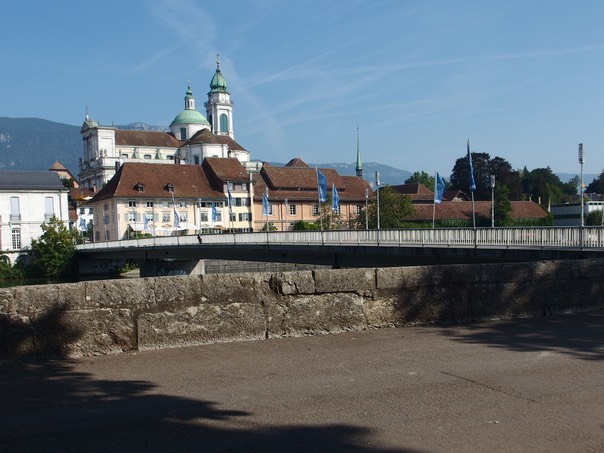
78, 59, 250, 191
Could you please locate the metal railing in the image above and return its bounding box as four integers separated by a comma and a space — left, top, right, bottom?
77, 226, 604, 252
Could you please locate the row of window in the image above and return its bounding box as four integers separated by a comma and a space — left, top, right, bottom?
7, 196, 56, 221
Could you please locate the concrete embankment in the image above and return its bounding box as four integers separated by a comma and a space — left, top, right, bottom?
1, 259, 602, 361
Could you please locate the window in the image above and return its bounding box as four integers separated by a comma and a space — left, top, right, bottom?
95, 231, 100, 241
289, 204, 297, 216
145, 212, 155, 221
127, 212, 137, 222
194, 156, 200, 165
162, 212, 170, 222
180, 128, 186, 140
136, 183, 144, 193
162, 201, 169, 208
121, 153, 128, 159
241, 183, 248, 192
227, 182, 234, 191
230, 213, 237, 222
88, 208, 94, 214
215, 212, 222, 222
11, 229, 21, 250
179, 212, 188, 222
219, 114, 228, 132
312, 204, 320, 215
144, 154, 152, 159
356, 205, 362, 215
235, 197, 249, 207
239, 213, 251, 221
146, 201, 154, 208
79, 208, 85, 214
9, 197, 20, 222
178, 201, 187, 208
200, 212, 208, 222
128, 201, 137, 208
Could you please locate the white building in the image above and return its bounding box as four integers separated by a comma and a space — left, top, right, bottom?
550, 201, 604, 226
0, 171, 69, 264
78, 59, 250, 191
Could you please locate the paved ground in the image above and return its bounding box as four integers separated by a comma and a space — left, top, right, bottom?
1, 311, 603, 452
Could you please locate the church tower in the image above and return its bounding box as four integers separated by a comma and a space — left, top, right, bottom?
205, 54, 234, 139
169, 83, 210, 141
355, 127, 363, 178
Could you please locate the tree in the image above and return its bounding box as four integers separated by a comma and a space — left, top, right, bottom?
357, 186, 415, 229
450, 153, 521, 200
292, 220, 319, 231
493, 185, 513, 226
521, 167, 567, 203
586, 210, 603, 226
405, 171, 435, 190
29, 217, 77, 278
586, 168, 604, 194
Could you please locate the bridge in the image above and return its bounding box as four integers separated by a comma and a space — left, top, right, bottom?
76, 226, 604, 276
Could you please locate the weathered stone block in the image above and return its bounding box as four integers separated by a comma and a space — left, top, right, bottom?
270, 271, 315, 295
34, 308, 134, 359
314, 268, 375, 293
0, 287, 15, 315
469, 282, 544, 320
137, 301, 266, 350
280, 293, 366, 336
84, 278, 156, 311
153, 275, 204, 311
0, 314, 35, 360
201, 272, 273, 304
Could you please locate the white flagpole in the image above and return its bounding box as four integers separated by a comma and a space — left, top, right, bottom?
432, 170, 437, 229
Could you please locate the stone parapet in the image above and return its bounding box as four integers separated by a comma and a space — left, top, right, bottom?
1, 259, 602, 361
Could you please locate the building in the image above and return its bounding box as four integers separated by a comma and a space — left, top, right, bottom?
88, 162, 229, 241
252, 158, 372, 231
78, 59, 249, 191
0, 171, 69, 263
550, 201, 604, 226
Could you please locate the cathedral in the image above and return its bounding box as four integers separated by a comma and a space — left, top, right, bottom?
78, 59, 250, 191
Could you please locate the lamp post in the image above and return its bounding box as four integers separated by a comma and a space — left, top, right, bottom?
490, 175, 496, 228
375, 171, 381, 230
578, 143, 584, 227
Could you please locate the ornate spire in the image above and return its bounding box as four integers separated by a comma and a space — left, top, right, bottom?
355, 126, 363, 178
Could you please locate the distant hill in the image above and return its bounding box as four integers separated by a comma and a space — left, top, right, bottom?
314, 162, 412, 186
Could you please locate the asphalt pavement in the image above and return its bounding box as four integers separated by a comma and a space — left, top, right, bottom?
1, 310, 603, 452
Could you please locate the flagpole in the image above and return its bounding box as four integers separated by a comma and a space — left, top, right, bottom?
316, 167, 324, 230
467, 139, 477, 229
432, 170, 437, 229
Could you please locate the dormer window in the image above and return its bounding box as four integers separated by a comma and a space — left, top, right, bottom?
165, 183, 175, 193
135, 183, 145, 193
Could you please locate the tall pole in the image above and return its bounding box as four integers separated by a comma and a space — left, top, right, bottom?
375, 171, 381, 230
578, 143, 584, 227
490, 175, 496, 228
364, 188, 369, 230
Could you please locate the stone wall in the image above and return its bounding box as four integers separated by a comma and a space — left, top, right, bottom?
1, 259, 603, 361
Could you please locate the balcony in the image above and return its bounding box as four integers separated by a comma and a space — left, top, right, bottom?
9, 214, 21, 223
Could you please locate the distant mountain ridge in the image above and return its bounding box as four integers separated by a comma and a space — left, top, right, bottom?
0, 117, 598, 186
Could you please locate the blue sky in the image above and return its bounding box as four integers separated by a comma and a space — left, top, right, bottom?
2, 0, 604, 179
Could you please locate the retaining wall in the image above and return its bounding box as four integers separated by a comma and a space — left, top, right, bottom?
1, 259, 603, 361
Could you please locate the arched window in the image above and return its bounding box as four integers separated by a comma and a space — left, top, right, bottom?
219, 114, 228, 132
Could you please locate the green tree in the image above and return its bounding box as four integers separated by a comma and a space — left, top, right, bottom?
585, 168, 604, 194
493, 185, 514, 226
292, 220, 319, 230
521, 167, 567, 203
450, 153, 521, 200
405, 171, 435, 190
29, 217, 77, 278
586, 210, 603, 226
357, 186, 415, 229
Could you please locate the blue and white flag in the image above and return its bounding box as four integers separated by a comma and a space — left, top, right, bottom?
211, 203, 217, 222
262, 191, 270, 216
143, 215, 149, 231
331, 183, 339, 211
227, 187, 233, 212
467, 139, 476, 193
317, 168, 327, 202
79, 217, 86, 232
434, 172, 445, 204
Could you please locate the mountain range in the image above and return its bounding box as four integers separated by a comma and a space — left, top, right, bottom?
0, 117, 596, 186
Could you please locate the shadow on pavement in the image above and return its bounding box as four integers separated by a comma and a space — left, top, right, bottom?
0, 359, 419, 452
435, 311, 604, 361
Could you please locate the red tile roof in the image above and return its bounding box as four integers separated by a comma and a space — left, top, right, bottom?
407, 201, 548, 221
115, 130, 182, 147
90, 162, 225, 202
185, 128, 247, 151
202, 157, 249, 183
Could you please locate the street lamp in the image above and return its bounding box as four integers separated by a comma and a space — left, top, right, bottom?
578, 143, 584, 227
375, 171, 381, 230
490, 175, 496, 228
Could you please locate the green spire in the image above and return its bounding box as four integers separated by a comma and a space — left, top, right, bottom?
209, 53, 229, 94
355, 127, 363, 178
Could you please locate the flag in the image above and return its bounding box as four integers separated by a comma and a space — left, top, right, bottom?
434, 172, 445, 204
79, 217, 86, 232
467, 139, 476, 192
143, 215, 149, 231
317, 168, 327, 202
331, 183, 339, 211
262, 191, 270, 216
211, 203, 217, 222
227, 187, 233, 212
171, 193, 180, 228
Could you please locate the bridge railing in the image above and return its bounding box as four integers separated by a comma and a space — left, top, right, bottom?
76, 226, 604, 251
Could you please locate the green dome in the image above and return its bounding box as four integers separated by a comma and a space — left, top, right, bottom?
209, 67, 228, 93
170, 109, 210, 126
